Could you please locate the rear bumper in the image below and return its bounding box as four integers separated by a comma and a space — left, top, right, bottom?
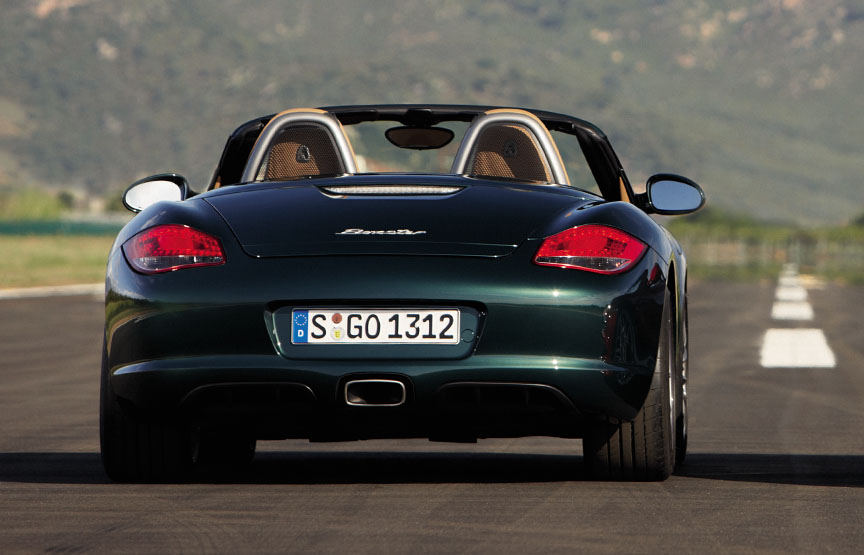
108, 353, 651, 440
105, 244, 668, 439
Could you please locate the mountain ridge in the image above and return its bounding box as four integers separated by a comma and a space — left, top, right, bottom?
0, 0, 861, 224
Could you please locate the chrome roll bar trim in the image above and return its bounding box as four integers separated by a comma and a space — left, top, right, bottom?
449, 111, 570, 186
240, 111, 358, 183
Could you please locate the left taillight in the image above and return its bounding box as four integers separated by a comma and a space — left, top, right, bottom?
533, 224, 647, 274
122, 225, 225, 274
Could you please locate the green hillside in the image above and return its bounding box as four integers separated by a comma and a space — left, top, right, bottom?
1, 0, 862, 224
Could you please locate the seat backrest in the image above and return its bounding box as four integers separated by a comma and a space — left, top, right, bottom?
468, 123, 551, 182
259, 124, 345, 180
451, 109, 569, 185
240, 109, 357, 183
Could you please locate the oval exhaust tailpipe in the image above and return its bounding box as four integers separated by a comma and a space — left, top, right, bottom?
345, 379, 406, 407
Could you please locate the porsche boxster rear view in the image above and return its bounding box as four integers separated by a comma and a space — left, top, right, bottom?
100, 105, 705, 482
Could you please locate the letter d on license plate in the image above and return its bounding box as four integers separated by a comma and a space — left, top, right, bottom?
292, 309, 460, 345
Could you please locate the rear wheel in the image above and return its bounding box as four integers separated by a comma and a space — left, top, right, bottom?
583, 292, 676, 481
99, 343, 194, 483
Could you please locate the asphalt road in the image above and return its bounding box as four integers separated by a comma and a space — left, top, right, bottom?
2, 280, 863, 553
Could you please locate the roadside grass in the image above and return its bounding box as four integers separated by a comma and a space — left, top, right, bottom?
0, 235, 113, 288
0, 189, 66, 220
0, 190, 121, 288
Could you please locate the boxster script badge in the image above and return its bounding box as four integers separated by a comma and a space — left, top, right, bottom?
336, 228, 427, 235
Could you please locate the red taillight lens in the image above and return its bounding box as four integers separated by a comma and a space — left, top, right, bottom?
123, 225, 225, 274
534, 224, 647, 274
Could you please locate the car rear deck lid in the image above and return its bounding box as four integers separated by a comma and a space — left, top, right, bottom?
204, 177, 594, 258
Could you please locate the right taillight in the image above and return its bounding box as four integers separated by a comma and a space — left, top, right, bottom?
122, 225, 225, 274
533, 224, 647, 274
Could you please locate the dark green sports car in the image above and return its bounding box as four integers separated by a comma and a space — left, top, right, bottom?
101, 105, 704, 482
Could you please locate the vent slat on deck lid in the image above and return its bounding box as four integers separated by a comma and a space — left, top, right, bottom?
320, 185, 463, 196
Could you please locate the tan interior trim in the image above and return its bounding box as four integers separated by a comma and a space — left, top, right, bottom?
239, 108, 358, 183
618, 177, 631, 203
483, 109, 570, 186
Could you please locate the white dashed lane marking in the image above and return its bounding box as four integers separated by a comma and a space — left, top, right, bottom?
772, 264, 813, 320
775, 286, 808, 302
778, 275, 801, 287
771, 301, 814, 321
760, 328, 836, 368
762, 264, 836, 368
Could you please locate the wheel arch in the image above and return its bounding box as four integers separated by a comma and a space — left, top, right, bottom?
665, 253, 687, 357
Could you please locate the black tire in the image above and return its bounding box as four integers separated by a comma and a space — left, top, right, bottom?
583, 292, 676, 481
99, 342, 193, 483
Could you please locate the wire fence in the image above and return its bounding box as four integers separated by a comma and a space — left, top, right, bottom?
676, 235, 864, 283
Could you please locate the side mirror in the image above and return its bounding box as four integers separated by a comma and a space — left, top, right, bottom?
122, 173, 189, 213
645, 174, 705, 215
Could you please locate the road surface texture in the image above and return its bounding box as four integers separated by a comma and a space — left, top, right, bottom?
1, 280, 863, 553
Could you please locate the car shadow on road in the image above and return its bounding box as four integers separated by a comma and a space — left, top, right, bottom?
228, 451, 864, 487
0, 452, 109, 485
676, 453, 864, 488
3, 451, 862, 487
244, 450, 586, 484
0, 451, 587, 485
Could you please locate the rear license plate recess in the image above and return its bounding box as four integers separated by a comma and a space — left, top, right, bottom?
291, 309, 460, 345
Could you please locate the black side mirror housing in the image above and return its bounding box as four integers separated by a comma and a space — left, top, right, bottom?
643, 174, 705, 215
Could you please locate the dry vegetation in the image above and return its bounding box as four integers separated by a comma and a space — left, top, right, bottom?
0, 235, 113, 288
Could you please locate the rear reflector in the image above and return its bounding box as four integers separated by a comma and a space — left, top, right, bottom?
123, 225, 225, 274
533, 224, 647, 274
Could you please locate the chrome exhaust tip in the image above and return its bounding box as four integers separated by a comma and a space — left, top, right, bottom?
344, 379, 406, 407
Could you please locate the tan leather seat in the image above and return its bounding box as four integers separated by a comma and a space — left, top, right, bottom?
260, 124, 347, 180
451, 109, 570, 185
241, 108, 358, 183
468, 123, 553, 183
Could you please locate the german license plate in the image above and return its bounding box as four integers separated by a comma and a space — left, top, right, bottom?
291, 309, 460, 345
